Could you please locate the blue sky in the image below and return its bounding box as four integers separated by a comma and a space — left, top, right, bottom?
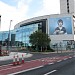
0, 0, 17, 6
27, 0, 43, 17
0, 0, 60, 31
0, 0, 42, 17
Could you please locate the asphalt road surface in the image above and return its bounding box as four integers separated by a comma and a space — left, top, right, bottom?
0, 51, 75, 75
15, 57, 75, 75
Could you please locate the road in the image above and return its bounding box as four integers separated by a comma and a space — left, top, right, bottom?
0, 51, 74, 65
15, 57, 75, 75
50, 60, 75, 75
0, 51, 75, 75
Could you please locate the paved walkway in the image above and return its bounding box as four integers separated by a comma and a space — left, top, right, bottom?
0, 52, 33, 61
31, 50, 74, 54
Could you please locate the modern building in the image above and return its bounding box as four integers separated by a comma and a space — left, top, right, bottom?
0, 30, 15, 46
14, 14, 75, 50
0, 0, 75, 50
60, 0, 75, 14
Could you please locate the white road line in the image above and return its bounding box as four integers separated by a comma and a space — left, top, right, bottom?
44, 70, 57, 75
69, 57, 72, 59
48, 63, 54, 65
0, 65, 23, 71
57, 60, 62, 62
28, 57, 57, 62
8, 65, 44, 75
27, 57, 52, 62
64, 58, 68, 60
0, 64, 12, 68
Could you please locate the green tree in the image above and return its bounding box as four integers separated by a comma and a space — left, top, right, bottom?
29, 31, 51, 52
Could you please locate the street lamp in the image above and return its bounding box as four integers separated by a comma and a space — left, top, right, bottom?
7, 20, 13, 53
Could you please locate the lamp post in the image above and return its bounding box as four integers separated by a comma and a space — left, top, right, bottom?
7, 20, 12, 53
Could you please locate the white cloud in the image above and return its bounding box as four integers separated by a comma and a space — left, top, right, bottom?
0, 0, 31, 31
34, 0, 60, 17
0, 0, 60, 31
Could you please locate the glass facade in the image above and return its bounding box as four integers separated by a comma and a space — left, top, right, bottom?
0, 31, 8, 41
0, 31, 15, 46
0, 19, 46, 47
15, 23, 39, 46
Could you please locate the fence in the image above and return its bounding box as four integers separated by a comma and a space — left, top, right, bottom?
51, 43, 75, 51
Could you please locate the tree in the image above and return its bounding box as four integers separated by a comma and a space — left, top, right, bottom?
29, 31, 51, 51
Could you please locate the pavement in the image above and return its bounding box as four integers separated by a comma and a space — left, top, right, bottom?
0, 52, 33, 61
39, 50, 74, 54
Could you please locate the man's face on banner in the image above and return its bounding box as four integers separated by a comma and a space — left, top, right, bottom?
58, 22, 63, 27
58, 19, 63, 27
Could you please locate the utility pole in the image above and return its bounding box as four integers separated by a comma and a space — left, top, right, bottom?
7, 20, 12, 54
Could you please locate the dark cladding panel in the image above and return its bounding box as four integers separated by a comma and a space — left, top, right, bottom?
42, 20, 46, 33
11, 34, 15, 46
38, 20, 46, 33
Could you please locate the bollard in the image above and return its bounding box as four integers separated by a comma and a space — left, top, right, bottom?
17, 55, 20, 65
22, 54, 24, 64
13, 56, 16, 66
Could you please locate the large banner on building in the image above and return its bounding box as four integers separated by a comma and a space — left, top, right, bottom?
49, 17, 72, 35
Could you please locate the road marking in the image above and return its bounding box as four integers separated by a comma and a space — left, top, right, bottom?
0, 64, 12, 68
69, 57, 72, 59
27, 57, 51, 62
0, 65, 23, 71
8, 65, 44, 75
29, 57, 58, 62
48, 63, 54, 65
57, 60, 62, 62
44, 70, 57, 75
64, 58, 68, 60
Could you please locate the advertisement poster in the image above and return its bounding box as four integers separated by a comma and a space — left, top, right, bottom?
49, 17, 72, 35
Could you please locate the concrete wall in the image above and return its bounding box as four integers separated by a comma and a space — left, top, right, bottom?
60, 0, 75, 14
